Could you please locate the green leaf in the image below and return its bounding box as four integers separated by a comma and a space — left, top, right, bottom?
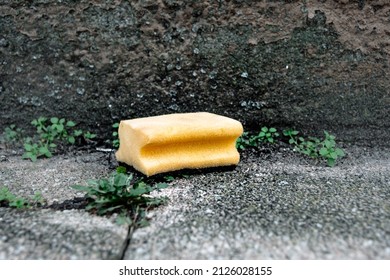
66, 121, 76, 127
137, 219, 150, 228
71, 185, 92, 192
38, 146, 49, 154
103, 205, 124, 213
68, 136, 75, 144
335, 148, 345, 157
33, 192, 44, 204
319, 147, 329, 156
325, 132, 335, 140
38, 117, 47, 123
330, 152, 338, 159
98, 179, 111, 192
261, 127, 268, 132
44, 150, 52, 158
327, 158, 335, 167
269, 127, 277, 133
10, 198, 29, 209
22, 152, 33, 160
0, 187, 15, 201
155, 183, 169, 190
56, 123, 64, 133
24, 143, 33, 151
114, 173, 129, 187
30, 154, 37, 162
164, 176, 175, 182
22, 152, 37, 162
116, 166, 127, 174
324, 140, 332, 149
87, 179, 99, 187
116, 214, 132, 226
74, 130, 83, 137
86, 204, 97, 211
129, 186, 149, 197
84, 132, 96, 139
50, 117, 59, 124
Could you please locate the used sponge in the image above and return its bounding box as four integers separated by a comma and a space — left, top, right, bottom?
115, 112, 243, 176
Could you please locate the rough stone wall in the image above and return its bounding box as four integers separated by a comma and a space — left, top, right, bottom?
1, 0, 389, 144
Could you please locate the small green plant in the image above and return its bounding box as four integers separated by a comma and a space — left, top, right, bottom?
116, 166, 127, 174
251, 127, 280, 144
83, 131, 97, 140
283, 129, 300, 145
163, 175, 175, 182
32, 191, 45, 205
22, 117, 96, 161
2, 124, 24, 143
319, 131, 345, 167
71, 167, 169, 224
236, 127, 280, 150
236, 132, 256, 150
0, 187, 46, 209
112, 122, 120, 148
31, 117, 82, 144
283, 129, 345, 167
296, 136, 321, 159
0, 187, 29, 209
22, 137, 55, 161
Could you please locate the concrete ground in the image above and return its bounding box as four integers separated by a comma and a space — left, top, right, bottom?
0, 144, 389, 259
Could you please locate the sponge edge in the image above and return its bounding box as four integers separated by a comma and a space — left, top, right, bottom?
115, 112, 243, 176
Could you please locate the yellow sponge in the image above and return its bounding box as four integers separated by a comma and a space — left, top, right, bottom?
115, 112, 243, 176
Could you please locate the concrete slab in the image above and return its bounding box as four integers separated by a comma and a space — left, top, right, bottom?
0, 152, 112, 204
0, 145, 389, 260
125, 146, 390, 259
0, 151, 127, 260
0, 208, 127, 259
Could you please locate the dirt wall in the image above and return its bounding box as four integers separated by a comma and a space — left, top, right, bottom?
1, 0, 389, 144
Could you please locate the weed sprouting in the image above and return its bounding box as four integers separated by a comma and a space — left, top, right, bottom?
71, 167, 169, 225
22, 117, 96, 161
112, 122, 120, 149
236, 127, 279, 150
283, 129, 345, 167
2, 124, 24, 144
318, 131, 345, 167
0, 187, 45, 209
237, 126, 345, 167
252, 127, 280, 144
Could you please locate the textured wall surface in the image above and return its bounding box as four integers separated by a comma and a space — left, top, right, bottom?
1, 0, 389, 144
